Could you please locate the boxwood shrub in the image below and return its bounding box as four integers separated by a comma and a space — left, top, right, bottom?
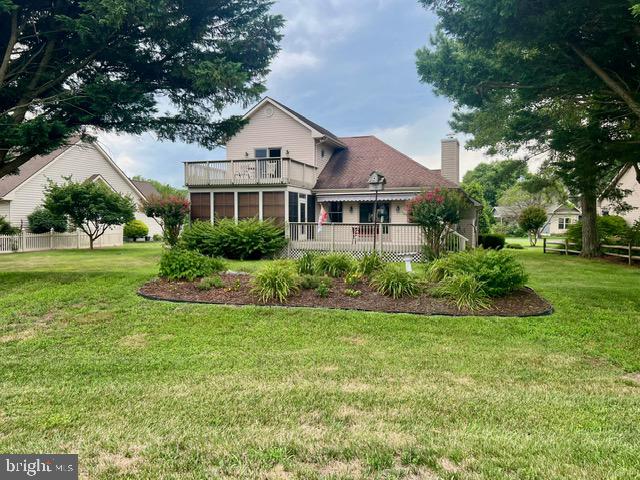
567, 215, 630, 247
478, 233, 506, 250
181, 219, 286, 260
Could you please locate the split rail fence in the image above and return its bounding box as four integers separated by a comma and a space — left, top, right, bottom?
543, 238, 640, 265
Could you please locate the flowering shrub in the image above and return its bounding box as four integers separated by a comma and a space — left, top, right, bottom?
406, 188, 466, 258
142, 195, 190, 246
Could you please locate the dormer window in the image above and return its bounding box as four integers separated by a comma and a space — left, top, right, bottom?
255, 147, 281, 159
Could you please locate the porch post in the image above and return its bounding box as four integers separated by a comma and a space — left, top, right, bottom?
331, 223, 335, 252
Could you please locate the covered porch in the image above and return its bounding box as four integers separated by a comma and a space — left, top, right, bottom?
285, 222, 469, 261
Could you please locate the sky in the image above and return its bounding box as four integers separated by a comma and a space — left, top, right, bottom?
98, 0, 491, 188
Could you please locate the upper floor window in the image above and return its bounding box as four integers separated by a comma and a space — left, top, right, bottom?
255, 147, 281, 158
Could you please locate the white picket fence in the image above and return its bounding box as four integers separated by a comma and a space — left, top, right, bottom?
0, 229, 123, 254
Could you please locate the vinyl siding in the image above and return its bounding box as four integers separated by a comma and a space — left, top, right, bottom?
600, 167, 640, 224
0, 200, 9, 221
6, 142, 158, 233
226, 103, 316, 166
315, 143, 335, 175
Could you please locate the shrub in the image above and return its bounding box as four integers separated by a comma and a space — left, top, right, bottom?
433, 273, 489, 311
142, 195, 190, 246
478, 233, 506, 250
518, 205, 547, 246
567, 215, 630, 247
344, 288, 362, 297
299, 274, 330, 290
152, 234, 163, 242
297, 252, 318, 275
427, 249, 527, 297
252, 262, 300, 302
371, 266, 420, 299
315, 282, 330, 298
314, 253, 355, 277
28, 208, 67, 233
182, 219, 286, 260
506, 243, 524, 250
357, 251, 384, 276
197, 275, 224, 290
0, 216, 19, 235
159, 248, 226, 281
123, 219, 149, 240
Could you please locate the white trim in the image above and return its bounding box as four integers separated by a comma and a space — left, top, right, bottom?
258, 191, 263, 221
233, 191, 238, 223
210, 192, 214, 224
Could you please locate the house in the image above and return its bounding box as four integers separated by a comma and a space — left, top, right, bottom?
599, 163, 640, 225
184, 97, 480, 257
0, 138, 162, 238
542, 204, 581, 236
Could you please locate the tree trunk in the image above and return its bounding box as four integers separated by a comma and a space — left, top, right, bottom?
89, 236, 94, 250
581, 192, 599, 258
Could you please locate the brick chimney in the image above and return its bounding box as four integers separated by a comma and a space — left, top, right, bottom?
440, 137, 460, 185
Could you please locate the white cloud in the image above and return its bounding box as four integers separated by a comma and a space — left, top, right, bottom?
269, 50, 321, 78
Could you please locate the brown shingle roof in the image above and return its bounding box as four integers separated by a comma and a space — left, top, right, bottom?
131, 179, 161, 200
314, 136, 457, 190
0, 138, 82, 198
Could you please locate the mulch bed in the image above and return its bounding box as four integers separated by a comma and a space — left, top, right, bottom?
139, 273, 553, 317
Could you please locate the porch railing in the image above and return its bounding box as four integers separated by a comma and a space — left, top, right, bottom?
184, 157, 316, 188
285, 222, 468, 260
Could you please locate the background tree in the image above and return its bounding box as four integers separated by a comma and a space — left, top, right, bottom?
131, 176, 187, 198
142, 195, 190, 246
0, 1, 283, 177
497, 173, 568, 222
461, 180, 492, 233
462, 160, 528, 207
406, 188, 466, 258
416, 0, 640, 257
44, 179, 135, 249
27, 207, 67, 233
518, 206, 548, 246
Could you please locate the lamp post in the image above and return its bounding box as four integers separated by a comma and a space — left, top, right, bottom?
368, 171, 386, 252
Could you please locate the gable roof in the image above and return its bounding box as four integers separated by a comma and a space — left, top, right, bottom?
244, 97, 343, 146
314, 136, 458, 191
0, 139, 146, 201
0, 138, 82, 198
131, 179, 161, 200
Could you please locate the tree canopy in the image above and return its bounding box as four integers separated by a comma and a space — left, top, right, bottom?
0, 0, 283, 177
462, 160, 528, 207
416, 0, 640, 257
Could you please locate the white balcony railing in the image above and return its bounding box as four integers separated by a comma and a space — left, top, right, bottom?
184, 157, 316, 188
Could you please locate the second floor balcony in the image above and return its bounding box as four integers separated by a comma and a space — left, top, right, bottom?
184, 157, 317, 189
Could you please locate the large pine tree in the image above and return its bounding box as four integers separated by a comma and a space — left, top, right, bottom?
0, 0, 283, 177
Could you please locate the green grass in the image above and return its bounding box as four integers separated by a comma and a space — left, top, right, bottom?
1, 244, 639, 479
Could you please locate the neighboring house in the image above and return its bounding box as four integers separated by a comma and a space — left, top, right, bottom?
599, 163, 640, 225
542, 204, 581, 236
184, 97, 480, 252
0, 138, 162, 238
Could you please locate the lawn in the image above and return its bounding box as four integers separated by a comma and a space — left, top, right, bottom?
1, 244, 639, 479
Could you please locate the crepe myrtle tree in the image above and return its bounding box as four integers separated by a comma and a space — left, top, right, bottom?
518, 205, 548, 246
43, 178, 135, 249
406, 188, 466, 258
0, 0, 283, 177
142, 195, 190, 246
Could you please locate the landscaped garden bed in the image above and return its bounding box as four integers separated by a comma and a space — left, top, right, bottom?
139, 273, 552, 316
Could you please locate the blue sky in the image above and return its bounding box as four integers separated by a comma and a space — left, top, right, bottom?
99, 0, 488, 187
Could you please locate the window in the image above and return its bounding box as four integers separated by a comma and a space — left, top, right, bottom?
558, 217, 571, 230
288, 192, 299, 222
190, 193, 211, 222
263, 192, 285, 225
327, 202, 343, 223
359, 203, 390, 224
255, 147, 281, 158
238, 192, 259, 220
214, 192, 234, 221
